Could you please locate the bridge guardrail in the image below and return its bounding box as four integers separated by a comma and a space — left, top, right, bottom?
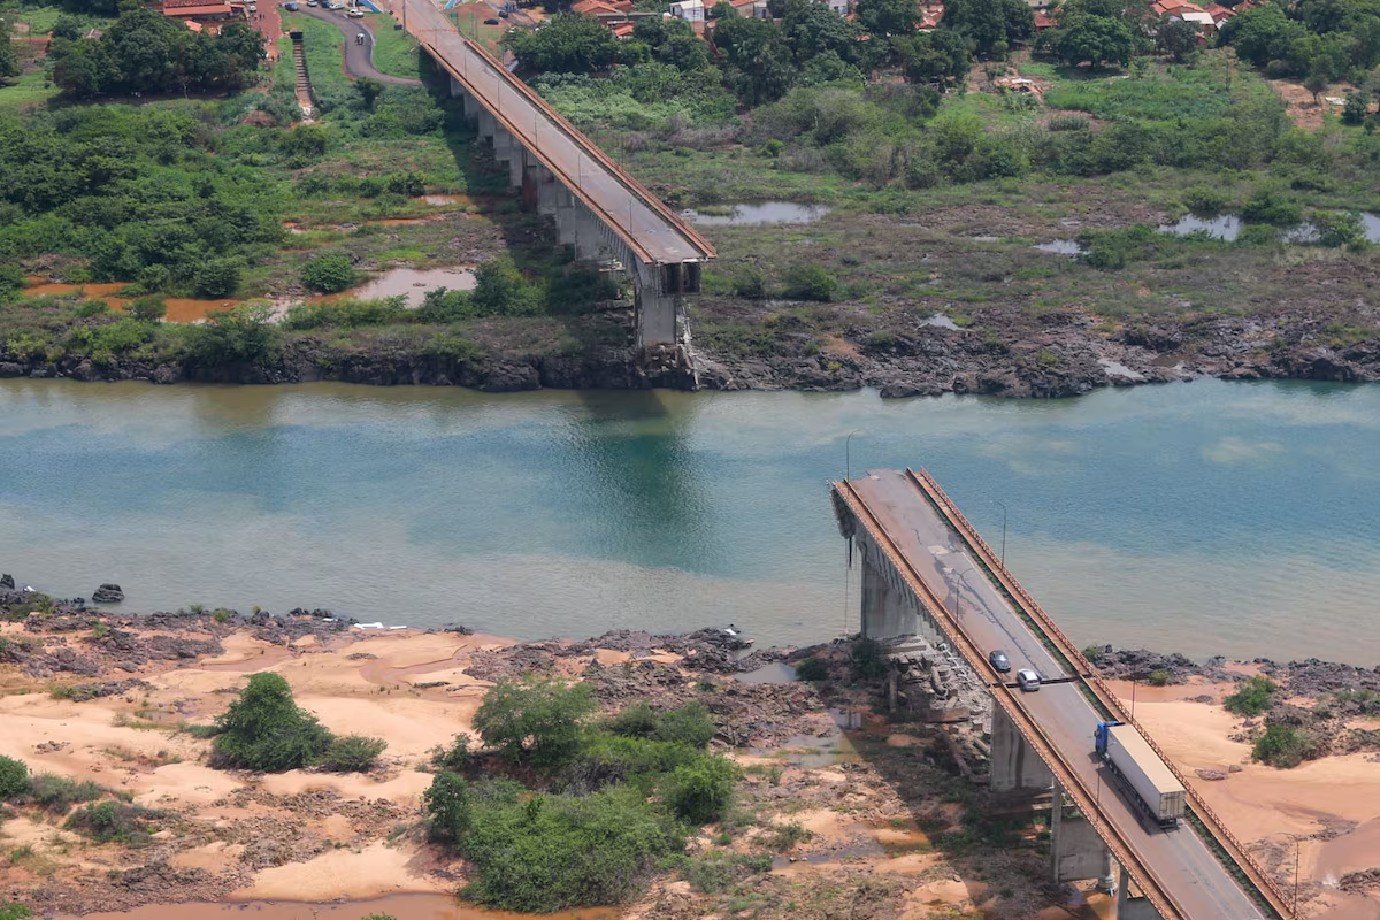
907, 468, 1294, 920
834, 481, 1187, 920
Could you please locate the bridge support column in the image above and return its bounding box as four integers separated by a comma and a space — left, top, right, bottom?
860, 556, 918, 640
989, 704, 1052, 793
1050, 781, 1114, 889
1113, 864, 1163, 920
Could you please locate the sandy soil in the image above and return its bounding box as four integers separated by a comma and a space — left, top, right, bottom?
1110, 680, 1380, 918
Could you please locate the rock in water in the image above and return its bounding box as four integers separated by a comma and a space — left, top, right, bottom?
91, 583, 124, 604
0, 574, 13, 590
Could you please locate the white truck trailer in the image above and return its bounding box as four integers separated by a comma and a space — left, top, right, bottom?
1094, 721, 1186, 828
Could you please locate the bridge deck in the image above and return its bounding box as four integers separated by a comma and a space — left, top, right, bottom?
842, 470, 1269, 920
388, 0, 714, 267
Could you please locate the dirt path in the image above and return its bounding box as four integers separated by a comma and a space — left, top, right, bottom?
297, 6, 421, 86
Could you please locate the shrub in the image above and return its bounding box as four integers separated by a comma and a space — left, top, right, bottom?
64, 801, 156, 845
1252, 724, 1316, 768
607, 701, 660, 739
0, 903, 30, 920
128, 297, 167, 322
301, 252, 357, 294
795, 658, 829, 682
782, 264, 837, 302
473, 674, 596, 768
663, 755, 737, 824
1182, 186, 1229, 216
431, 735, 471, 773
1224, 676, 1277, 717
678, 851, 772, 894
1147, 669, 1171, 688
423, 772, 473, 842
1310, 211, 1367, 249
320, 735, 386, 773
0, 757, 29, 800
459, 785, 683, 911
472, 256, 542, 316
26, 774, 103, 813
211, 672, 332, 772
1240, 187, 1302, 226
179, 305, 279, 367
565, 734, 703, 789
192, 259, 242, 298
650, 703, 715, 748
850, 636, 887, 682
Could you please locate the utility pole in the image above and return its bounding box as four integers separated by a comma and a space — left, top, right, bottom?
845, 430, 859, 481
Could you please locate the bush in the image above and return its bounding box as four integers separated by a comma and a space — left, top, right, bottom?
64, 801, 156, 845
192, 259, 242, 298
795, 658, 829, 682
26, 774, 102, 813
0, 903, 30, 920
179, 304, 279, 367
128, 297, 167, 322
782, 264, 838, 302
663, 756, 737, 824
472, 256, 542, 316
1147, 669, 1171, 688
650, 703, 715, 748
473, 674, 596, 768
458, 785, 683, 911
1224, 675, 1277, 717
423, 772, 473, 842
850, 637, 887, 682
563, 734, 703, 792
0, 756, 29, 800
301, 252, 357, 294
431, 734, 471, 773
1240, 187, 1302, 226
678, 851, 772, 894
319, 735, 386, 773
1252, 724, 1316, 768
211, 672, 332, 772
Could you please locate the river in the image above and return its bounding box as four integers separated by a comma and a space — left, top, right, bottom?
2, 378, 1377, 665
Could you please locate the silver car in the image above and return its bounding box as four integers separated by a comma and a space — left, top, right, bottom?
988, 650, 1011, 673
1016, 668, 1042, 692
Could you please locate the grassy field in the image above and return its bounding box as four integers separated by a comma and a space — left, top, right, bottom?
0, 67, 58, 112
368, 15, 421, 79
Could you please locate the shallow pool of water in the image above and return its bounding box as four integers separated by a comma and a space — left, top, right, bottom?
1034, 239, 1084, 255
342, 267, 476, 307
682, 202, 831, 225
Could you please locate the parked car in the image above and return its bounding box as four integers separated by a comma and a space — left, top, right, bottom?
284, 2, 299, 10
988, 650, 1011, 673
1016, 668, 1042, 692
484, 16, 499, 23
347, 7, 364, 15
306, 0, 317, 6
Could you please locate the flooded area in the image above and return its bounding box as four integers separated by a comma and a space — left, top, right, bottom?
682, 201, 831, 225
1034, 239, 1085, 255
339, 266, 476, 307
21, 281, 245, 323
1159, 214, 1242, 241
60, 894, 617, 920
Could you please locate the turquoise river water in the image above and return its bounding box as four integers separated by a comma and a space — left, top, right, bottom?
1, 377, 1377, 665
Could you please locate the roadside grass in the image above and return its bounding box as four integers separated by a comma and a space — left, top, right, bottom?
368, 15, 421, 79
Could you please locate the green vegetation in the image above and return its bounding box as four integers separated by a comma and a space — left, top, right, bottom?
64, 801, 158, 845
211, 672, 334, 771
425, 676, 742, 911
1224, 675, 1278, 717
795, 657, 829, 682
0, 903, 30, 920
301, 252, 359, 294
1252, 723, 1317, 767
1218, 0, 1380, 84
0, 755, 29, 799
24, 773, 103, 813
850, 636, 887, 682
47, 10, 265, 98
1147, 669, 1171, 687
320, 735, 387, 773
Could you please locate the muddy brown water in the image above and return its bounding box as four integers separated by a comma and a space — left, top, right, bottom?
60, 893, 617, 920
22, 281, 245, 323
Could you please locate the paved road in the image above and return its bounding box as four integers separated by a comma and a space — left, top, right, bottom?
848, 470, 1266, 920
382, 0, 713, 266
297, 6, 421, 86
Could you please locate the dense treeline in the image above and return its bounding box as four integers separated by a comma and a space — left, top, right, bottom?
1218, 0, 1380, 84
49, 8, 266, 98
0, 106, 283, 296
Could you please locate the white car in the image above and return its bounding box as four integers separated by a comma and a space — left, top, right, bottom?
1016, 668, 1042, 692
347, 7, 364, 15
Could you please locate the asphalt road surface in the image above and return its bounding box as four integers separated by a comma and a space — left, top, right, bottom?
298, 6, 421, 86
849, 470, 1266, 920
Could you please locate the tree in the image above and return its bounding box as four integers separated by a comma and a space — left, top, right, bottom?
473, 255, 542, 315
128, 296, 167, 322
423, 772, 473, 842
894, 29, 973, 88
713, 15, 796, 105
0, 17, 20, 81
1157, 16, 1200, 63
301, 252, 356, 294
942, 0, 1034, 55
504, 14, 628, 75
0, 756, 29, 800
1304, 69, 1330, 105
779, 0, 867, 68
1052, 13, 1136, 69
191, 258, 241, 298
211, 672, 332, 771
473, 674, 596, 767
354, 77, 384, 112
1224, 675, 1278, 716
1342, 90, 1369, 123
857, 0, 922, 36
663, 757, 737, 823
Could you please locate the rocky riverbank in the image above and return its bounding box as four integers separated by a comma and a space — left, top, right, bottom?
1, 304, 1377, 399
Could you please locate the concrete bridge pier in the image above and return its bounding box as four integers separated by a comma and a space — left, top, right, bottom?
1113, 862, 1164, 920
990, 705, 1052, 793
1050, 781, 1115, 890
